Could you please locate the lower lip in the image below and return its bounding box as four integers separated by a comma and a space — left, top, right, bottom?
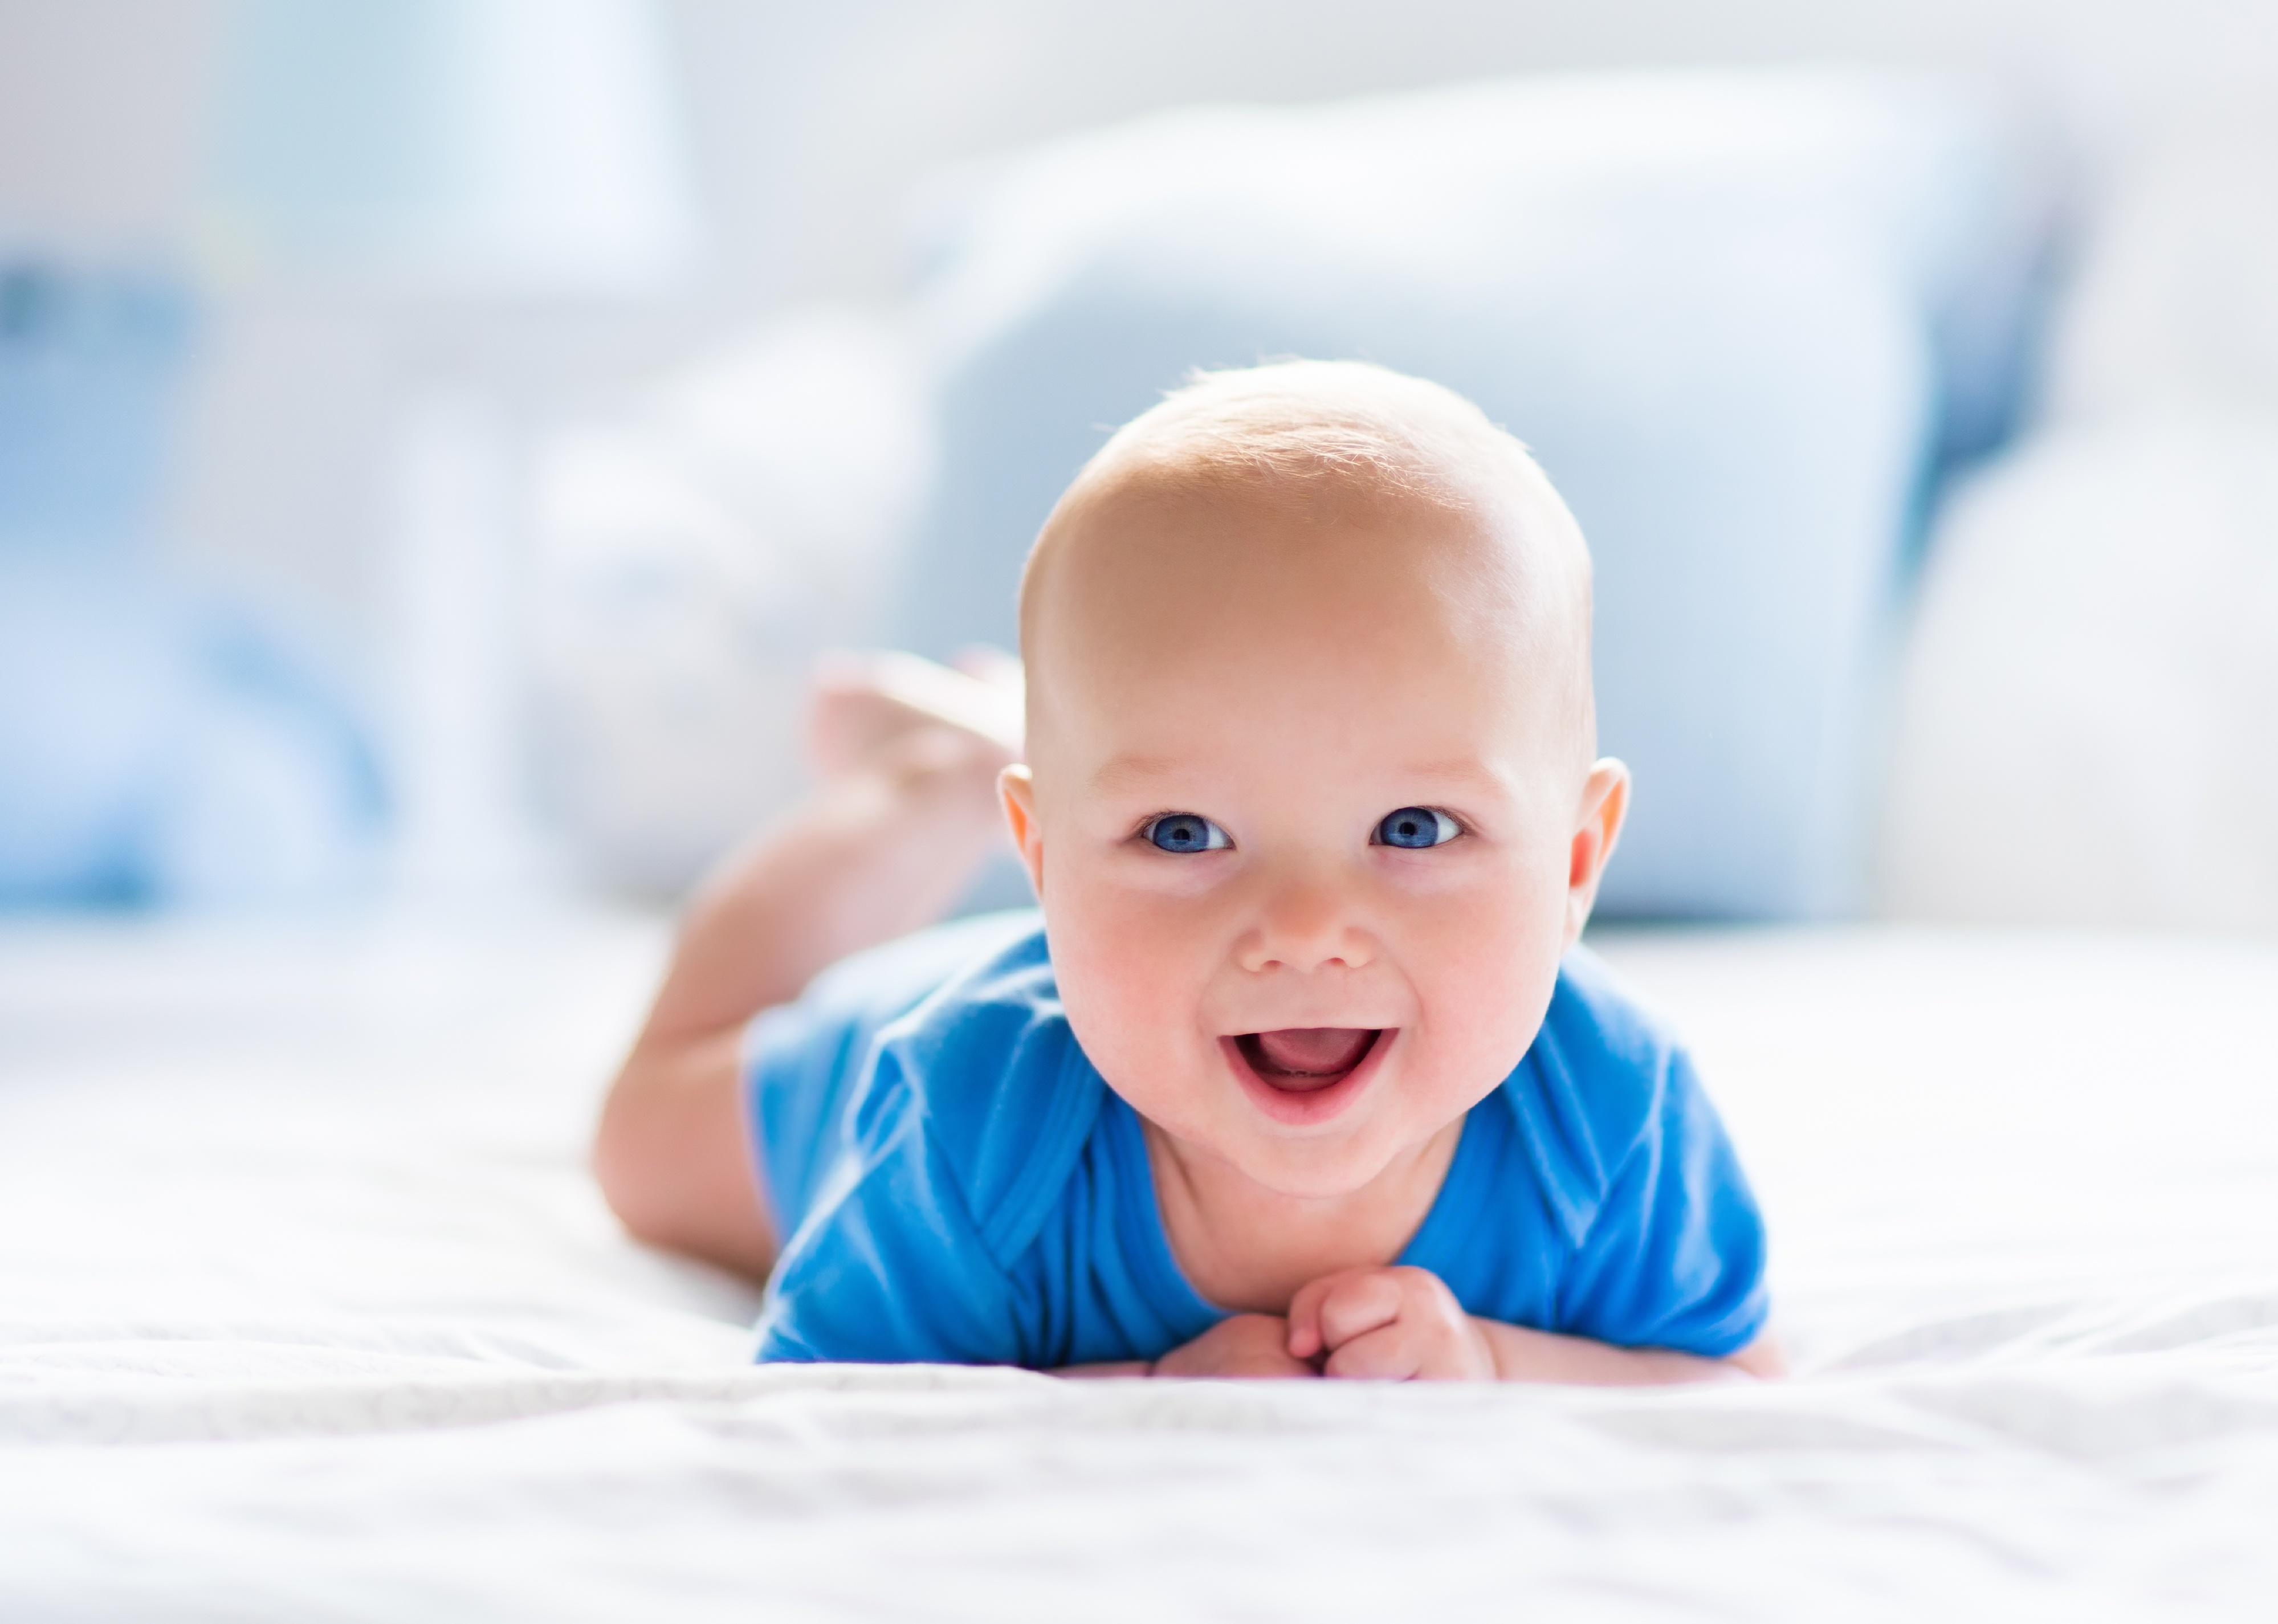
1221, 1029, 1396, 1127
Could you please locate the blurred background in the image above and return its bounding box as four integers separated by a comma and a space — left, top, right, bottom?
3, 0, 2273, 928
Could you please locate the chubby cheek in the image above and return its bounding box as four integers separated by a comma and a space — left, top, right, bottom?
1039, 867, 1219, 1121
1405, 860, 1569, 1104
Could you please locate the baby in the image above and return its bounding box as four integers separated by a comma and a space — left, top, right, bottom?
595, 361, 1780, 1381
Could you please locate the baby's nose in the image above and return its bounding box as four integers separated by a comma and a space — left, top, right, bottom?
1236, 882, 1374, 974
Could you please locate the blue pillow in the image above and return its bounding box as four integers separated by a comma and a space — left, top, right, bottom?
896, 70, 2055, 919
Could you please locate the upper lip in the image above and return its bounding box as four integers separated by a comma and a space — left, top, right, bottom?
1219, 1021, 1397, 1037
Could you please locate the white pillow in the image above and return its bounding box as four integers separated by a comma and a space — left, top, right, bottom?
1880, 117, 2278, 932
1879, 413, 2278, 931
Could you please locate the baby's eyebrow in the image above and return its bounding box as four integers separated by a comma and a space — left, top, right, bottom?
1090, 753, 1182, 791
1089, 753, 1515, 798
1397, 758, 1515, 796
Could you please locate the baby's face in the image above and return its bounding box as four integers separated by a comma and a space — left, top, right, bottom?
1004, 476, 1620, 1201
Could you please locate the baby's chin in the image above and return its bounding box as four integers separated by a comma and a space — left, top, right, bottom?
1204, 1123, 1435, 1202
1167, 1082, 1456, 1201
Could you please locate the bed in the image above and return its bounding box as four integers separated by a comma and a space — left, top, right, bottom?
5, 912, 2273, 1619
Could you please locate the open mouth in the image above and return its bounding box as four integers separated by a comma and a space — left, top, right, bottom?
1232, 1027, 1387, 1095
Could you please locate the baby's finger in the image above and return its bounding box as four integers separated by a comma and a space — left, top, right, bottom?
1285, 1275, 1331, 1360
1314, 1271, 1405, 1352
1322, 1322, 1423, 1382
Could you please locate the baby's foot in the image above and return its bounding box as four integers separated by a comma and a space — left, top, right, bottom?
806, 648, 1024, 784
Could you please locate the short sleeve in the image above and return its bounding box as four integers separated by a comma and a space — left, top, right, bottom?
755, 1054, 1033, 1366
745, 912, 1039, 1237
1553, 1047, 1769, 1358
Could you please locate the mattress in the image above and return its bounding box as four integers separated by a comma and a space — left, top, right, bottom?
2, 911, 2275, 1620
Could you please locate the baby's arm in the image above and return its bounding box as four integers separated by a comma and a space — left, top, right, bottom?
1284, 1266, 1784, 1384
1472, 1318, 1786, 1382
1057, 1315, 1317, 1380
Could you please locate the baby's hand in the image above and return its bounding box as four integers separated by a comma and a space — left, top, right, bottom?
1152, 1313, 1318, 1379
1286, 1266, 1496, 1381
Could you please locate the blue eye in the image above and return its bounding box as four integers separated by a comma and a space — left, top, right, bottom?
1374, 807, 1460, 850
1144, 813, 1229, 853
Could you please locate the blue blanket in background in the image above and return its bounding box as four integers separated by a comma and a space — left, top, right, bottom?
896, 70, 2061, 920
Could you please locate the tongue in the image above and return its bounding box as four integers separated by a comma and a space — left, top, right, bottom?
1251, 1027, 1374, 1078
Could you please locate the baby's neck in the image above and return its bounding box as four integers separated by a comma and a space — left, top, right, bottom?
1141, 1118, 1464, 1314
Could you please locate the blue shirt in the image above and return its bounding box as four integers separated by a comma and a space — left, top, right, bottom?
747, 911, 1768, 1367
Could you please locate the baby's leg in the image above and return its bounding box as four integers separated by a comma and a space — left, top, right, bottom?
593, 652, 1021, 1278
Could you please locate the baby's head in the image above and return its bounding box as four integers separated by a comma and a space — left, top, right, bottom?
999, 361, 1628, 1199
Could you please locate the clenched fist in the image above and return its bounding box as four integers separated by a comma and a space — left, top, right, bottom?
1286, 1265, 1496, 1381
1151, 1312, 1319, 1379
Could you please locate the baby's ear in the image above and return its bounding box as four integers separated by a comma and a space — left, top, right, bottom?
997, 764, 1046, 893
1564, 758, 1630, 948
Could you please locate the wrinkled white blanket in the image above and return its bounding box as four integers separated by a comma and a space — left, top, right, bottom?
3, 915, 2275, 1621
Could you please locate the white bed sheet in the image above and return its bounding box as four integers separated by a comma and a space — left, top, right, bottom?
2, 912, 2275, 1621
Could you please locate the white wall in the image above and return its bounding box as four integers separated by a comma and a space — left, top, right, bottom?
2, 0, 2273, 662
11, 0, 2272, 276
666, 0, 2278, 302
